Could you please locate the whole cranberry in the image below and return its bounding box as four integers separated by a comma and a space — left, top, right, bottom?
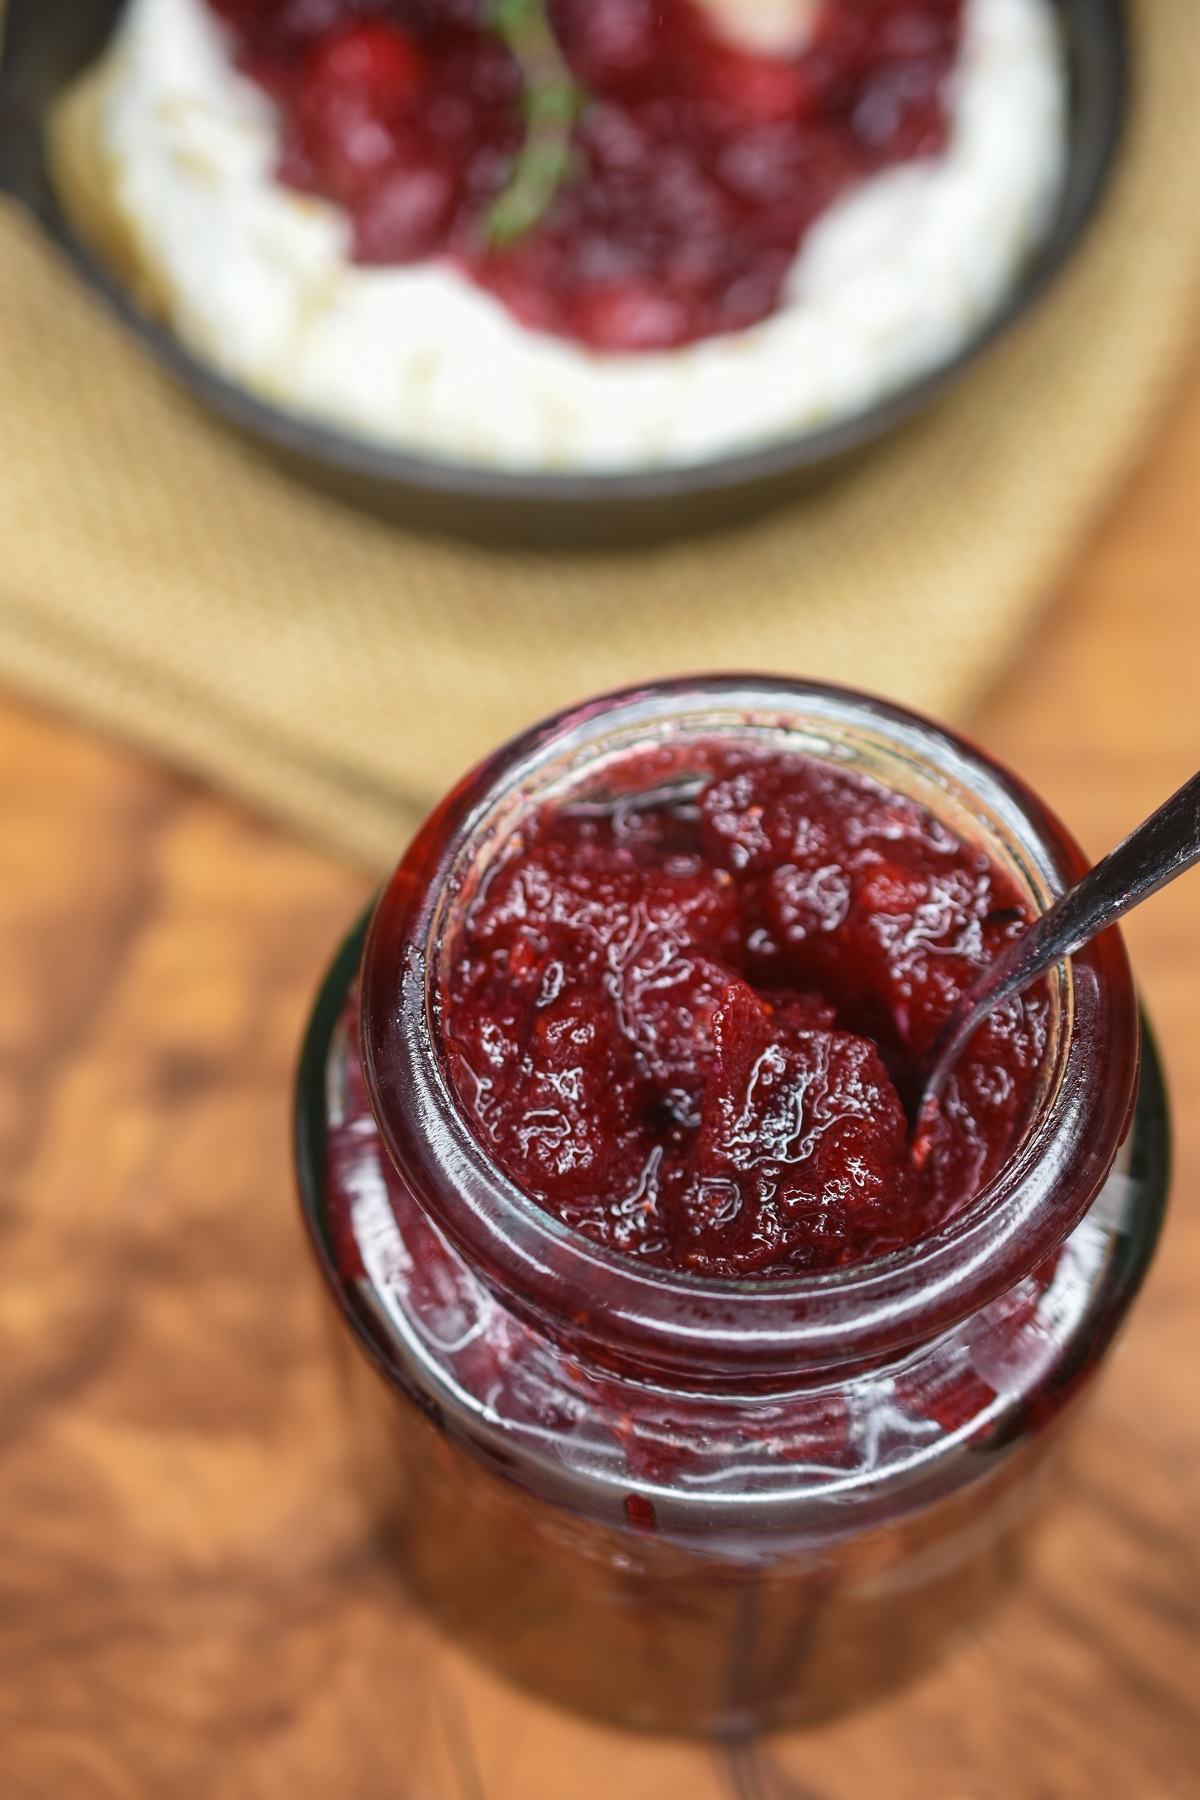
354, 160, 460, 263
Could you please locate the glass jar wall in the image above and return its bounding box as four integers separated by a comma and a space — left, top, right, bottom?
295, 678, 1168, 1734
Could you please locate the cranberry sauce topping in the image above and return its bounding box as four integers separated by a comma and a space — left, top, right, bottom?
207, 0, 962, 350
439, 744, 1047, 1280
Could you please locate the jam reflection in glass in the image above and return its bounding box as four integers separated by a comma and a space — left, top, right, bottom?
296, 678, 1165, 1733
209, 0, 961, 349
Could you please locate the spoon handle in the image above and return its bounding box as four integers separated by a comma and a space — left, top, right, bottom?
926, 768, 1200, 1103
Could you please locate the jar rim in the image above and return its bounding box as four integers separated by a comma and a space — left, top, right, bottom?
360, 676, 1140, 1389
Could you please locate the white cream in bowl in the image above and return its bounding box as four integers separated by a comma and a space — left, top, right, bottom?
92, 0, 1067, 473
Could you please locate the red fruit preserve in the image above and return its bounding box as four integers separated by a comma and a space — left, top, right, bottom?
208, 0, 962, 349
441, 742, 1045, 1278
296, 678, 1165, 1732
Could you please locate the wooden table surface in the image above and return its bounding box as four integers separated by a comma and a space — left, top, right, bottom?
2, 365, 1199, 1800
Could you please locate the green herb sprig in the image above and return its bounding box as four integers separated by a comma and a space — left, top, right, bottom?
484, 0, 584, 247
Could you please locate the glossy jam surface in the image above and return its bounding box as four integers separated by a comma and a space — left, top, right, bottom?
439, 744, 1046, 1278
326, 998, 1065, 1446
207, 0, 961, 349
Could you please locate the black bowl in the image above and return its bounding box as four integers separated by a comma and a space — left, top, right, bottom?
0, 0, 1126, 548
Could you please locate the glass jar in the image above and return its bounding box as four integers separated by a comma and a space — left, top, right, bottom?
294, 677, 1168, 1735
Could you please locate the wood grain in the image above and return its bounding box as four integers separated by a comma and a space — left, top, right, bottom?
1, 359, 1198, 1798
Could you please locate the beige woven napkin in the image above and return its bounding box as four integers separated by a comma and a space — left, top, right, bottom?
1, 0, 1199, 871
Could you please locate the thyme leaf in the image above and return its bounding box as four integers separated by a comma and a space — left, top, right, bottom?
484, 0, 584, 246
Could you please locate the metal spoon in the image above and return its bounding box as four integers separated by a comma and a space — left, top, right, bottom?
920, 767, 1200, 1117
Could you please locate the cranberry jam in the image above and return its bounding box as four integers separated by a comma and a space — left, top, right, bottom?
442, 743, 1044, 1278
298, 679, 1161, 1732
208, 0, 961, 349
